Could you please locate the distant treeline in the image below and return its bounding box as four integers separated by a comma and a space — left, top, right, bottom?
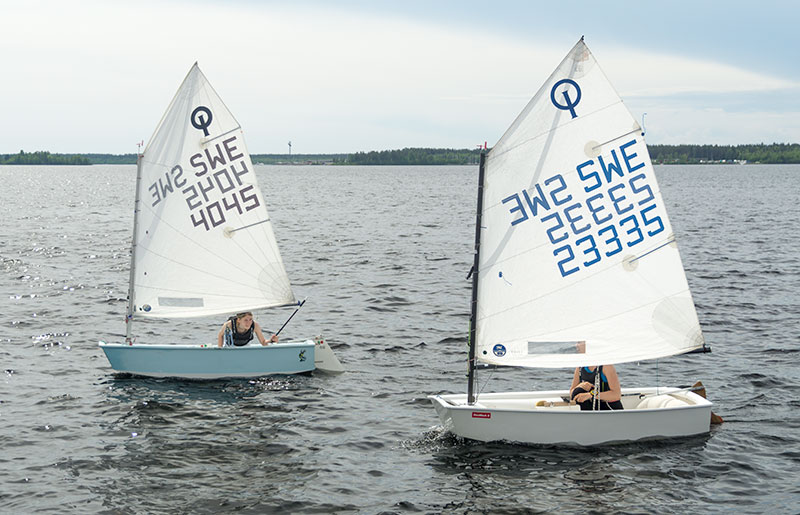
83, 153, 137, 164
648, 143, 800, 164
3, 144, 800, 165
0, 151, 91, 165
347, 147, 482, 165
251, 154, 347, 165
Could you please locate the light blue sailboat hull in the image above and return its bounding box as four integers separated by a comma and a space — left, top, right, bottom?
99, 341, 316, 379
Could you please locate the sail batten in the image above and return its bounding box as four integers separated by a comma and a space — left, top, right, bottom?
130, 64, 295, 319
475, 39, 704, 368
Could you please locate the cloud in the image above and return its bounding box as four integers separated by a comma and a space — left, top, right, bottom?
599, 46, 798, 98
1, 1, 797, 153
634, 105, 800, 145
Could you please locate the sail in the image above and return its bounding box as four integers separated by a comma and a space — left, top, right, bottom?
475, 39, 704, 368
130, 63, 296, 318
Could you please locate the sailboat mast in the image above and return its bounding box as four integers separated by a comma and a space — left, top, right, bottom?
125, 153, 144, 344
467, 151, 487, 404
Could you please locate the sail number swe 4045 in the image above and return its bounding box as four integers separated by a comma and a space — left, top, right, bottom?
501, 138, 664, 278
146, 135, 261, 231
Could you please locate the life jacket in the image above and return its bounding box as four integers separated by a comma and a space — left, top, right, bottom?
580, 366, 610, 393
576, 365, 623, 411
227, 316, 254, 346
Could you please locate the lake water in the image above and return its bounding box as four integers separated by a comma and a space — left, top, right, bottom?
1, 164, 798, 513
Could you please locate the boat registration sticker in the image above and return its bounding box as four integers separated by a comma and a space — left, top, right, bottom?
472, 412, 491, 419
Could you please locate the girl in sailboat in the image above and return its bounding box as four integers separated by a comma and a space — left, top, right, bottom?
216, 312, 278, 347
570, 364, 623, 411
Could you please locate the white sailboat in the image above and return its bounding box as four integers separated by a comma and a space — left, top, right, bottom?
99, 63, 342, 378
429, 38, 714, 445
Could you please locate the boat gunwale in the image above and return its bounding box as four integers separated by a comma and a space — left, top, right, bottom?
428, 389, 713, 415
98, 341, 315, 351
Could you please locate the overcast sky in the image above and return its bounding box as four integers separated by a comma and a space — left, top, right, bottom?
2, 0, 798, 154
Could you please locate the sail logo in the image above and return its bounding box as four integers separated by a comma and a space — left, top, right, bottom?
501, 138, 665, 278
550, 79, 581, 118
191, 106, 213, 136
493, 344, 507, 357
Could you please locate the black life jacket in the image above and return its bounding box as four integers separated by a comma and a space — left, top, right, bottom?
227, 316, 254, 346
580, 366, 610, 393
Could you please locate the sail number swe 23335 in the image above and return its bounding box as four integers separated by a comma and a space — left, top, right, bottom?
146, 135, 260, 231
501, 138, 664, 277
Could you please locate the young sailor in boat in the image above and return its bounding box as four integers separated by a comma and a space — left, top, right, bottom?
216, 312, 278, 347
570, 364, 624, 411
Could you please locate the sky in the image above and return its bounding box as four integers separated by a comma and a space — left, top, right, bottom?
2, 0, 799, 154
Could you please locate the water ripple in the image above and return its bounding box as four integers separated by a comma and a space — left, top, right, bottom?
0, 164, 798, 513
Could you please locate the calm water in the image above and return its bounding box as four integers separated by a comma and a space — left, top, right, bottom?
1, 164, 798, 513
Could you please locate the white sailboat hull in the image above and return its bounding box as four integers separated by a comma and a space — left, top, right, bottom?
99, 338, 343, 379
429, 387, 712, 446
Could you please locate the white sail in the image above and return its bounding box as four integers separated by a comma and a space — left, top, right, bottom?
475, 39, 704, 368
130, 63, 295, 318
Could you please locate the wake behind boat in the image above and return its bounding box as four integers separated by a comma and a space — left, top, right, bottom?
99, 63, 342, 378
429, 38, 715, 445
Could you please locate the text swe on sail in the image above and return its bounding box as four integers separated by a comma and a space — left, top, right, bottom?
146, 108, 262, 232
501, 137, 665, 278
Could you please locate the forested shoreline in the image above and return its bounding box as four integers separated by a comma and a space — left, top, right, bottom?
2, 143, 799, 165
0, 151, 91, 165
647, 144, 800, 164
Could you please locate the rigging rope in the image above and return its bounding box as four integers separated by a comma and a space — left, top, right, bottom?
477, 365, 496, 399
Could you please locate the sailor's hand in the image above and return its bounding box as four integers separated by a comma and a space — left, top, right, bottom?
578, 381, 593, 390
575, 392, 592, 403
270, 334, 279, 343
